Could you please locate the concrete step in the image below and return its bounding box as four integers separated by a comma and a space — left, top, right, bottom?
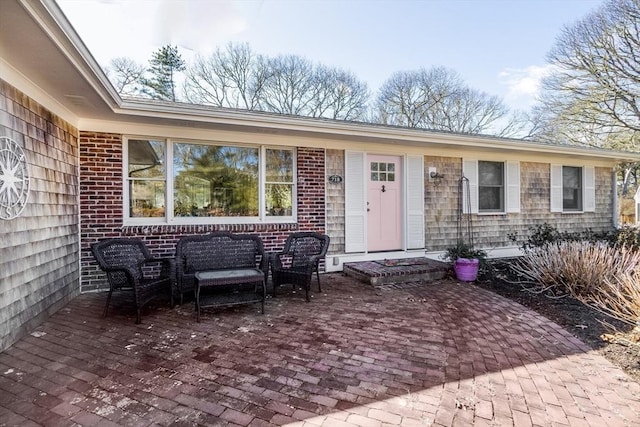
343, 257, 451, 286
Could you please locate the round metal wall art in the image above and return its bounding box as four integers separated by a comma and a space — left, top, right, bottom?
0, 136, 30, 220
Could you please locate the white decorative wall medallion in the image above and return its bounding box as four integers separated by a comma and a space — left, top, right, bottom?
0, 136, 30, 220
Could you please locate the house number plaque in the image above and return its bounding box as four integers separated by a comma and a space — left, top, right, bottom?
0, 137, 30, 220
328, 175, 343, 184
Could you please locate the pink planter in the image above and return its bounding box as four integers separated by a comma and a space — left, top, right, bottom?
454, 258, 480, 282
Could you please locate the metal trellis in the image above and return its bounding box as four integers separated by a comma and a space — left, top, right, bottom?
457, 175, 474, 247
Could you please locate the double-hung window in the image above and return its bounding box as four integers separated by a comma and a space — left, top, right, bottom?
550, 165, 595, 213
462, 159, 520, 214
478, 161, 504, 212
125, 138, 296, 223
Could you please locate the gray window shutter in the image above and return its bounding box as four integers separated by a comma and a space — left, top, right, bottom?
462, 159, 478, 214
345, 151, 366, 253
550, 164, 563, 212
506, 161, 521, 213
406, 155, 425, 249
584, 165, 595, 212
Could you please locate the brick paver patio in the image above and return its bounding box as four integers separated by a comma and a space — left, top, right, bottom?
1, 273, 638, 426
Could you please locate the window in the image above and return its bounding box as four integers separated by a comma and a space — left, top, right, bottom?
125, 138, 295, 223
462, 159, 520, 214
265, 148, 294, 217
562, 166, 582, 211
550, 164, 595, 213
173, 143, 259, 217
478, 161, 504, 212
127, 139, 166, 218
370, 162, 395, 182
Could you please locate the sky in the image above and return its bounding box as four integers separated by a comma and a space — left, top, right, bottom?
56, 0, 605, 112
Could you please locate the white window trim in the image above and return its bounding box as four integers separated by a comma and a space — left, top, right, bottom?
550, 164, 596, 213
123, 137, 297, 225
463, 159, 520, 215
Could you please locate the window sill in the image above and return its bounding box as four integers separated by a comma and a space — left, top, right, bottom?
121, 222, 300, 236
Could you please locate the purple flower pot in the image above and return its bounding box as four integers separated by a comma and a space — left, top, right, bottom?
454, 258, 480, 282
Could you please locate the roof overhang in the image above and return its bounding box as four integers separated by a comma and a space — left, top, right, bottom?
2, 0, 640, 164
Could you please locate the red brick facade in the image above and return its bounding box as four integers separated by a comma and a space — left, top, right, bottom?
79, 132, 326, 291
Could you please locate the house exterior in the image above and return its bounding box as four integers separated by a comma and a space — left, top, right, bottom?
2, 0, 639, 352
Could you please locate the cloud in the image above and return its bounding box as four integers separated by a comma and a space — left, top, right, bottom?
151, 0, 252, 54
58, 0, 257, 65
498, 65, 556, 110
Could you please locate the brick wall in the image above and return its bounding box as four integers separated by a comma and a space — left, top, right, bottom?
0, 80, 80, 352
80, 134, 326, 291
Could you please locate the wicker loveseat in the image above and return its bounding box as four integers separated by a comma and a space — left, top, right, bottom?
175, 232, 268, 319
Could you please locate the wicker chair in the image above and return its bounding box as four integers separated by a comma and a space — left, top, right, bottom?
270, 232, 330, 302
91, 238, 174, 324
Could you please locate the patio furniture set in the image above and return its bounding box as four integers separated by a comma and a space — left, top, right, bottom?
91, 231, 330, 323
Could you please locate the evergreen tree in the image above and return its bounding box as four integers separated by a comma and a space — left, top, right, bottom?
143, 45, 185, 101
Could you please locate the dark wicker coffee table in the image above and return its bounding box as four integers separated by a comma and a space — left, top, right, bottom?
194, 269, 266, 322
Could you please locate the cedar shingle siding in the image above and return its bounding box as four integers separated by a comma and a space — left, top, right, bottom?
0, 80, 80, 352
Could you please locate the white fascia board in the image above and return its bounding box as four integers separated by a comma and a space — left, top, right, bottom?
115, 100, 640, 163
28, 0, 122, 107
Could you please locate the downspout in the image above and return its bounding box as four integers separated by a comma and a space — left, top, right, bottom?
613, 168, 619, 228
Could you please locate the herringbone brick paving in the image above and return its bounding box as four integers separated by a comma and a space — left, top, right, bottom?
0, 274, 638, 426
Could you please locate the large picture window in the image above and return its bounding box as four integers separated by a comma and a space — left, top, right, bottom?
173, 143, 259, 217
125, 138, 295, 223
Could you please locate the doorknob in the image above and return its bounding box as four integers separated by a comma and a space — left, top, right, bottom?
381, 185, 386, 193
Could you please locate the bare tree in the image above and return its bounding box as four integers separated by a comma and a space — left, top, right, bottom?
375, 67, 521, 136
183, 45, 369, 120
106, 57, 146, 97
258, 54, 317, 116
537, 0, 640, 145
302, 65, 369, 120
183, 43, 268, 109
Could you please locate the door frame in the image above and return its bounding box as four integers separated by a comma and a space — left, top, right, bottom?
344, 151, 425, 254
366, 154, 403, 252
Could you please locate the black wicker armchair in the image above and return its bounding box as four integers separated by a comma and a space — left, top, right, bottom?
91, 238, 174, 324
270, 232, 330, 302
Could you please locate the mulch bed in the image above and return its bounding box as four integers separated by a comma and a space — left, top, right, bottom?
474, 259, 640, 383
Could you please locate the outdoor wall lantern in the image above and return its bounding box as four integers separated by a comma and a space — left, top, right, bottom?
428, 167, 444, 185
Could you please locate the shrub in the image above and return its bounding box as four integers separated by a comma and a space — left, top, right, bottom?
611, 225, 640, 251
511, 241, 640, 326
510, 223, 640, 253
442, 240, 487, 262
593, 273, 640, 327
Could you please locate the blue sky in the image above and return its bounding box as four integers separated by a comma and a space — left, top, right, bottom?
57, 0, 604, 112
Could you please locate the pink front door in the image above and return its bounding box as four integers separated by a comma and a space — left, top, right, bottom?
367, 155, 402, 252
